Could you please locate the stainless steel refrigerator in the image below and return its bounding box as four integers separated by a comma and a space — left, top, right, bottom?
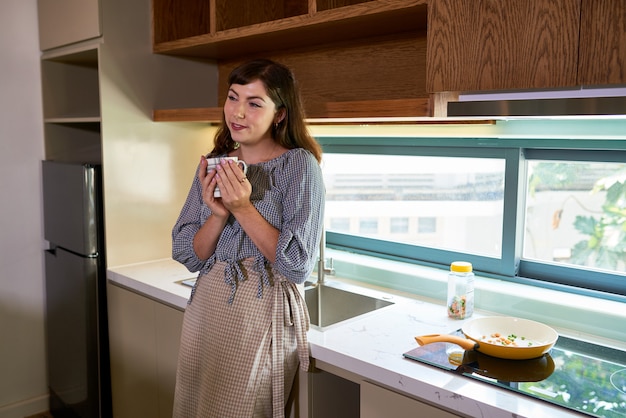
42, 161, 111, 417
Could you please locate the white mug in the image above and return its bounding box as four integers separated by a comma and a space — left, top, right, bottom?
206, 156, 248, 197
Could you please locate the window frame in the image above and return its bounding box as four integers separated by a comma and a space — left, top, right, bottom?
317, 136, 626, 302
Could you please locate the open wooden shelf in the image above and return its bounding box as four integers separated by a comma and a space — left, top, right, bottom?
41, 44, 102, 162
151, 0, 431, 121
41, 49, 100, 120
153, 0, 428, 59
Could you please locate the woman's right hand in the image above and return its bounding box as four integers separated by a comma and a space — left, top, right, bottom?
192, 156, 231, 261
198, 156, 229, 219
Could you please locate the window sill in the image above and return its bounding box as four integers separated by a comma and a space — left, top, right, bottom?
326, 248, 626, 345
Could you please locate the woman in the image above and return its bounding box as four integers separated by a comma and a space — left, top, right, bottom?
171, 58, 324, 418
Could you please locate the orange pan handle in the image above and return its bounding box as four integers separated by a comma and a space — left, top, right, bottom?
415, 334, 479, 351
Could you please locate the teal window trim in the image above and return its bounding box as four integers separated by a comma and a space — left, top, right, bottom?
317, 135, 626, 303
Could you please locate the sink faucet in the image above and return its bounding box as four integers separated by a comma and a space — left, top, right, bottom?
317, 226, 335, 284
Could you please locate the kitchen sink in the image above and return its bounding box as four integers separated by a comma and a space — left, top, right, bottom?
180, 277, 394, 328
304, 281, 394, 328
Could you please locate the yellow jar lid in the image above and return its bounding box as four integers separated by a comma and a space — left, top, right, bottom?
450, 261, 472, 273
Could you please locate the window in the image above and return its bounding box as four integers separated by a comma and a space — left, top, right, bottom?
318, 137, 626, 300
417, 217, 436, 234
390, 217, 409, 234
330, 217, 350, 232
359, 218, 378, 234
322, 153, 505, 257
520, 149, 626, 296
524, 159, 626, 273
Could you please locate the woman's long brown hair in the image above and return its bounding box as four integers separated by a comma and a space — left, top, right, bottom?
209, 59, 322, 163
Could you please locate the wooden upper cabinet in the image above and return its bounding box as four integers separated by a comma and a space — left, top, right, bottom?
578, 0, 626, 86
426, 0, 581, 93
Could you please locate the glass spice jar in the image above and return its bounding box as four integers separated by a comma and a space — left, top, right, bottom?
447, 261, 474, 319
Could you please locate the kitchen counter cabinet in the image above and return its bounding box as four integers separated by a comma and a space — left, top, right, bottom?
108, 259, 598, 418
309, 362, 463, 418
308, 367, 360, 418
427, 0, 626, 93
361, 380, 461, 418
106, 281, 183, 418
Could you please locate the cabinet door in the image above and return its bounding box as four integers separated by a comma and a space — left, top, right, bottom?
578, 0, 626, 85
427, 0, 580, 92
154, 300, 184, 416
360, 381, 461, 418
38, 0, 101, 50
309, 369, 359, 417
107, 283, 183, 418
107, 283, 159, 418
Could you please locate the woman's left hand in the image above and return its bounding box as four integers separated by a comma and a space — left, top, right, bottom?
215, 159, 252, 211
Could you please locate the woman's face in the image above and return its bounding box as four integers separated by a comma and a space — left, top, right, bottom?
224, 80, 278, 146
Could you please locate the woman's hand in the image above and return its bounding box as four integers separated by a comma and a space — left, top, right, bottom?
198, 156, 229, 219
214, 158, 280, 263
214, 159, 252, 212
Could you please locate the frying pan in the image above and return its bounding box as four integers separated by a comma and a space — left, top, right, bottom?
415, 316, 558, 360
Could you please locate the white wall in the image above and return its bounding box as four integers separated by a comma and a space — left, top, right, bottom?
0, 1, 49, 417
99, 0, 218, 267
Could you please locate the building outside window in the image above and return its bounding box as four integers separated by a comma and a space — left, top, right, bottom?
322, 153, 505, 257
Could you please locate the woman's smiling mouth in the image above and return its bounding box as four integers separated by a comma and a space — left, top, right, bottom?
230, 122, 246, 131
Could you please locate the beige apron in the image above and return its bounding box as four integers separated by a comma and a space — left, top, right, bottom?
173, 259, 310, 418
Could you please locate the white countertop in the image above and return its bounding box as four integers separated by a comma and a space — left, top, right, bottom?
107, 258, 194, 310
108, 258, 598, 418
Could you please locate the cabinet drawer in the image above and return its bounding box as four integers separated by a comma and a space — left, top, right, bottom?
360, 380, 461, 418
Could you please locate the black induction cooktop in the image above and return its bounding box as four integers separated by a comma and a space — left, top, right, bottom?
403, 330, 626, 418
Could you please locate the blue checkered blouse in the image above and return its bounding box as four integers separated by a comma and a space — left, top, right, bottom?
172, 148, 325, 302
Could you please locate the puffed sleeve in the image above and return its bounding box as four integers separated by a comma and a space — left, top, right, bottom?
171, 164, 211, 273
273, 149, 325, 284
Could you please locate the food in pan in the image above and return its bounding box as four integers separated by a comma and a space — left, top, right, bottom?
481, 332, 535, 347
